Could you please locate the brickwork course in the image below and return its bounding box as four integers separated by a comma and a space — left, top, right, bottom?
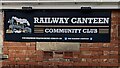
1, 10, 120, 68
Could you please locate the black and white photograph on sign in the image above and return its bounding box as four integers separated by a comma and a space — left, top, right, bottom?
6, 16, 32, 33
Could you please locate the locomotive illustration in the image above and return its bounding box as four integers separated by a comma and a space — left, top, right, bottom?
6, 16, 32, 33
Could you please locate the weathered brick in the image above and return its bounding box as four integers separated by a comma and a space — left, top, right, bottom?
73, 62, 89, 66
64, 52, 73, 58
73, 52, 80, 58
27, 46, 36, 50
17, 61, 27, 65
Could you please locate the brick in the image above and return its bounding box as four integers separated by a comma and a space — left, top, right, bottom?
15, 54, 26, 58
26, 50, 36, 57
44, 51, 53, 59
92, 59, 100, 63
100, 48, 110, 51
72, 58, 81, 62
26, 43, 31, 46
89, 48, 99, 51
100, 63, 111, 66
9, 61, 17, 65
8, 46, 27, 50
64, 52, 73, 58
17, 61, 27, 65
80, 51, 91, 56
24, 65, 30, 68
2, 61, 11, 65
109, 59, 118, 63
2, 66, 10, 68
89, 63, 100, 66
100, 56, 109, 59
111, 21, 118, 25
4, 42, 26, 46
14, 65, 20, 68
42, 62, 53, 66
110, 43, 118, 48
79, 55, 91, 58
36, 50, 43, 55
8, 57, 15, 61
103, 51, 110, 55
102, 43, 110, 47
109, 63, 118, 66
80, 48, 89, 51
90, 56, 99, 58
19, 65, 25, 68
9, 65, 15, 68
91, 51, 101, 56
109, 51, 118, 55
109, 47, 118, 51
62, 62, 73, 66
109, 55, 118, 59
27, 61, 38, 65
73, 62, 89, 66
27, 46, 35, 50
53, 52, 63, 58
73, 52, 80, 58
30, 42, 36, 45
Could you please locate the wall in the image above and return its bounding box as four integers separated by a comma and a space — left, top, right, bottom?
1, 10, 119, 68
0, 10, 3, 68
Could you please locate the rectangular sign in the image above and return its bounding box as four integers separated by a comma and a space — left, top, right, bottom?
4, 9, 111, 42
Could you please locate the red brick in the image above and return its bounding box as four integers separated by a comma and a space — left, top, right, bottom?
103, 51, 110, 55
62, 62, 73, 66
24, 65, 30, 68
42, 62, 54, 66
79, 55, 91, 58
8, 57, 15, 61
100, 56, 109, 59
9, 61, 17, 65
109, 63, 118, 66
90, 56, 99, 58
109, 48, 118, 51
19, 65, 25, 68
109, 55, 118, 58
100, 48, 110, 51
3, 51, 9, 55
110, 43, 118, 48
64, 52, 73, 58
14, 65, 19, 68
8, 54, 16, 58
26, 50, 36, 57
80, 48, 89, 50
8, 46, 27, 50
27, 61, 38, 65
111, 21, 118, 24
2, 61, 11, 65
17, 61, 27, 65
89, 48, 99, 51
4, 42, 26, 46
73, 62, 89, 66
92, 59, 100, 63
91, 51, 101, 56
73, 52, 80, 58
27, 46, 35, 50
89, 63, 100, 66
109, 59, 118, 63
15, 53, 26, 58
100, 63, 111, 66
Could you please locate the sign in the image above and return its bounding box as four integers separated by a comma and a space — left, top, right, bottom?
4, 9, 111, 42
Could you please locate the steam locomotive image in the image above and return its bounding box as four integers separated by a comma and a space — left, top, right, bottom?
6, 16, 32, 33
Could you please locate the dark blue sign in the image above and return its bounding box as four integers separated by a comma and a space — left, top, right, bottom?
4, 9, 111, 42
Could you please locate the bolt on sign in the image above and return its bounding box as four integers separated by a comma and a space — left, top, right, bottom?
4, 9, 111, 42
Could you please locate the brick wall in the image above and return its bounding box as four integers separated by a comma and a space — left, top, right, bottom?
2, 10, 120, 68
